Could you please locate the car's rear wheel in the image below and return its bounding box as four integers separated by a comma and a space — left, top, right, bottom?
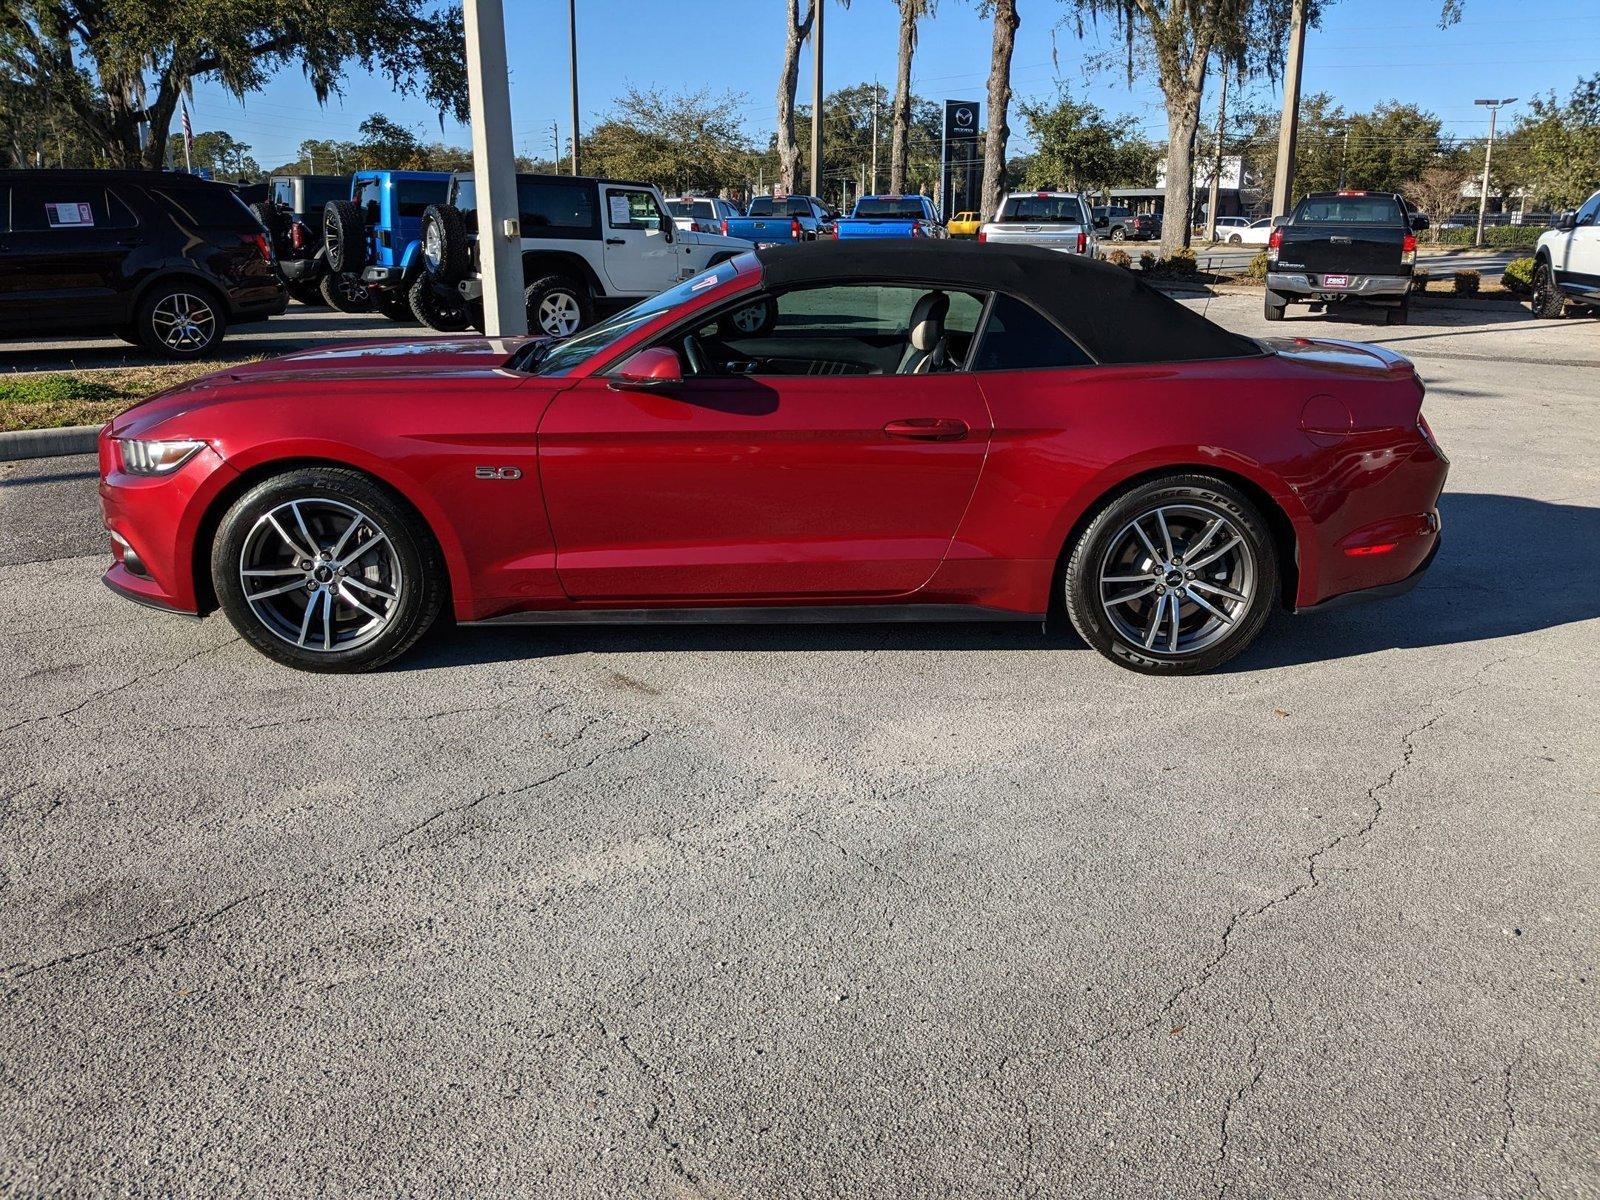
1385, 298, 1410, 326
1264, 289, 1288, 321
136, 282, 226, 359
1229, 234, 1243, 244
1063, 475, 1278, 675
524, 275, 591, 338
408, 274, 474, 332
320, 271, 372, 313
1111, 227, 1126, 242
1531, 261, 1566, 318
212, 467, 445, 673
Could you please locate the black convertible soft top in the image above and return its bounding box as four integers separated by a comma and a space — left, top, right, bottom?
751, 240, 1261, 365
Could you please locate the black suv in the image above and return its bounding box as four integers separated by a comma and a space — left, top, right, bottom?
0, 169, 287, 358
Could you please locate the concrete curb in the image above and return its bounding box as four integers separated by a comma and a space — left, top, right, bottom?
1149, 280, 1529, 312
0, 424, 100, 462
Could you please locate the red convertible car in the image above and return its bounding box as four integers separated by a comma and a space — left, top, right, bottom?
99, 241, 1447, 675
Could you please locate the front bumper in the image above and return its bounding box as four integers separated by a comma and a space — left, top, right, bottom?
1268, 270, 1411, 299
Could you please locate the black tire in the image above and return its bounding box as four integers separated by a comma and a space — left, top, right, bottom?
718, 296, 777, 338
286, 278, 326, 306
1062, 474, 1279, 675
1229, 234, 1243, 244
320, 271, 372, 313
1531, 261, 1566, 319
323, 199, 367, 273
1264, 289, 1288, 321
524, 274, 592, 338
1385, 298, 1410, 326
134, 280, 227, 359
1111, 226, 1126, 242
211, 466, 446, 673
249, 201, 287, 250
376, 291, 414, 323
407, 273, 473, 332
421, 204, 470, 284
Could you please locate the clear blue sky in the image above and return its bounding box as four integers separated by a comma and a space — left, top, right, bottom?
178, 0, 1599, 170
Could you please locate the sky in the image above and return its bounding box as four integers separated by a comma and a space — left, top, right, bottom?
175, 0, 1600, 172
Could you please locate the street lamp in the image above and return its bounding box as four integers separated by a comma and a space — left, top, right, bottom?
1474, 97, 1516, 248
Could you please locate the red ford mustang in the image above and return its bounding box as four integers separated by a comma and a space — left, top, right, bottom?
98, 241, 1446, 675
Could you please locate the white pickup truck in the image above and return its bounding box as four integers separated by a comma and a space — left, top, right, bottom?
414, 172, 752, 336
977, 191, 1099, 257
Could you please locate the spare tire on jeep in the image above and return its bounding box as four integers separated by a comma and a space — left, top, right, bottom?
421, 204, 470, 284
323, 199, 367, 273
248, 201, 286, 247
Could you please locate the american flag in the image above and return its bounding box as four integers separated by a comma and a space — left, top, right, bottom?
180, 100, 193, 152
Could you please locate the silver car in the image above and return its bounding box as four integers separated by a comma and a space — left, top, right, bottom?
978, 192, 1098, 256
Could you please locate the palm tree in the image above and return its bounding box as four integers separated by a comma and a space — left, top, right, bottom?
776, 0, 817, 194
889, 0, 934, 194
979, 0, 1019, 219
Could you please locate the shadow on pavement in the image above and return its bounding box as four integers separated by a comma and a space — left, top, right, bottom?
401, 491, 1599, 674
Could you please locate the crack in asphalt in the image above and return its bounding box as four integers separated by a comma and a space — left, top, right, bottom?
806, 827, 914, 888
592, 1016, 710, 1197
1499, 1051, 1546, 1198
1213, 1000, 1275, 1199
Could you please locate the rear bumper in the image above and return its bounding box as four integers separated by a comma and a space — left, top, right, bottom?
232, 282, 289, 321
1268, 271, 1410, 299
1297, 535, 1439, 614
278, 257, 323, 283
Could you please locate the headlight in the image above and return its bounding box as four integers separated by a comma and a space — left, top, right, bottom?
118, 438, 206, 475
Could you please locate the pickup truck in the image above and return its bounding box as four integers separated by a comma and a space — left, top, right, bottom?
977, 192, 1096, 256
1265, 190, 1428, 325
1530, 187, 1600, 318
416, 172, 751, 337
724, 194, 834, 245
834, 194, 948, 239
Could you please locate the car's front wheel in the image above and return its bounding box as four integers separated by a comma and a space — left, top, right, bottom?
320, 271, 372, 313
1063, 475, 1278, 675
212, 467, 445, 672
1531, 261, 1566, 318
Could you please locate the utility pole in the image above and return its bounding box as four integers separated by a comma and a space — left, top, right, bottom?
1474, 97, 1516, 247
463, 0, 527, 335
1271, 0, 1306, 218
809, 0, 824, 197
1337, 124, 1350, 189
1207, 65, 1227, 240
568, 0, 581, 175
551, 119, 560, 164
870, 76, 879, 194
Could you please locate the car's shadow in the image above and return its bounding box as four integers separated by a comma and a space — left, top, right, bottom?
399, 492, 1597, 674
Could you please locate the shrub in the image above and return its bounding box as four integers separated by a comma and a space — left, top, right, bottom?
1436, 225, 1542, 249
1243, 251, 1269, 281
1500, 257, 1535, 296
1107, 249, 1133, 269
1409, 271, 1431, 294
1163, 247, 1199, 275
1453, 269, 1481, 296
1139, 251, 1157, 272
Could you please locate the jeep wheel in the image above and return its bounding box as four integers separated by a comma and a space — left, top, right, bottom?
376, 291, 414, 323
320, 271, 372, 313
1531, 261, 1566, 319
407, 274, 473, 332
524, 275, 591, 338
323, 199, 368, 273
421, 204, 470, 283
286, 279, 326, 307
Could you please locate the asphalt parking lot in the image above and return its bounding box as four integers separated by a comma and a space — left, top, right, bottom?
2, 294, 1596, 1197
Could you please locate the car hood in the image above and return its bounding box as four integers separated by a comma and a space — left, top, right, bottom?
105, 335, 547, 437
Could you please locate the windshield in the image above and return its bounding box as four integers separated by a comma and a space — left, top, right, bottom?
302, 178, 349, 211
1292, 195, 1404, 224
535, 264, 741, 376
854, 198, 927, 219
998, 196, 1084, 223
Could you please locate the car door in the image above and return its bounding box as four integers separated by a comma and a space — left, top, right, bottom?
0, 181, 142, 330
538, 282, 993, 601
600, 186, 678, 294
1562, 190, 1600, 283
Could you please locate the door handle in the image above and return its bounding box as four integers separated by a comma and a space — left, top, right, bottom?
884, 417, 969, 441
605, 237, 626, 245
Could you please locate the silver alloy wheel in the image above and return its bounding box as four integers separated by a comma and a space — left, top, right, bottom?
150, 292, 216, 351
423, 221, 442, 273
1097, 502, 1256, 656
239, 498, 402, 653
730, 302, 767, 333
537, 290, 581, 336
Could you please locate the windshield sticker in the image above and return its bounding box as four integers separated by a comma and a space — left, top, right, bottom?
691, 273, 722, 291
46, 202, 94, 228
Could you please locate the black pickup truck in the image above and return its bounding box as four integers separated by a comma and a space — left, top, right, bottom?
1265, 190, 1428, 324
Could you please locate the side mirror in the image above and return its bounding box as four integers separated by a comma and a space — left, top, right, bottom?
1562, 210, 1581, 230
1272, 215, 1289, 227
1410, 214, 1430, 232
660, 220, 674, 243
610, 346, 683, 392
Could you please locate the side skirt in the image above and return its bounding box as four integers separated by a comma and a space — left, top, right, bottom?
464, 604, 1042, 627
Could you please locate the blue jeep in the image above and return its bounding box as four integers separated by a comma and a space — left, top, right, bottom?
320, 169, 451, 319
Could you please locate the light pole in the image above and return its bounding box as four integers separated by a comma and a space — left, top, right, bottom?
1271, 0, 1307, 218
1474, 97, 1515, 247
568, 0, 580, 175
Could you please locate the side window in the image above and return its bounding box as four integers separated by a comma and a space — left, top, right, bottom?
9, 184, 138, 232
1576, 191, 1600, 227
519, 180, 597, 237
271, 180, 294, 207
606, 188, 667, 232
397, 180, 447, 218
353, 179, 381, 224
151, 187, 250, 228
972, 293, 1094, 371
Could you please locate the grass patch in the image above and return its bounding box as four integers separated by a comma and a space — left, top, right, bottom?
0, 363, 223, 433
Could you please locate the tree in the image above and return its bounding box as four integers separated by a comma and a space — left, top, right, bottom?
188, 130, 259, 179
776, 0, 816, 194
584, 86, 754, 195
889, 0, 934, 193
0, 0, 467, 170
1494, 74, 1600, 211
979, 0, 1019, 219
1016, 92, 1155, 193
1408, 163, 1472, 232
1060, 0, 1311, 254
356, 114, 423, 169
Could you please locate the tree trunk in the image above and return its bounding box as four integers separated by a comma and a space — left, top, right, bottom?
889, 0, 921, 194
775, 0, 814, 194
979, 0, 1018, 220
1157, 50, 1207, 257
